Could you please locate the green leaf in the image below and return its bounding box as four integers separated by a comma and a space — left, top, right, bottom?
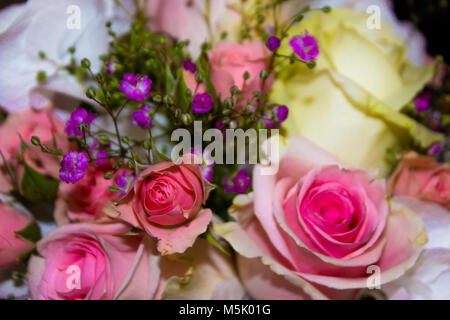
175, 68, 191, 112
15, 220, 41, 244
203, 228, 230, 256
165, 62, 175, 95
20, 161, 60, 202
114, 227, 142, 237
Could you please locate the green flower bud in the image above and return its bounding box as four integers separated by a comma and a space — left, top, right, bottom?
31, 136, 41, 146
143, 141, 151, 150
104, 172, 113, 180
86, 87, 96, 99
306, 60, 316, 69
230, 85, 239, 96
152, 95, 162, 103
109, 186, 118, 192
38, 51, 46, 60
181, 114, 192, 125
81, 58, 91, 69
229, 120, 238, 129
260, 69, 269, 80
322, 6, 331, 13
243, 71, 250, 80
36, 71, 47, 82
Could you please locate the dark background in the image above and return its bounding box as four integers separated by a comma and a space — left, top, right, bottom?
0, 0, 449, 60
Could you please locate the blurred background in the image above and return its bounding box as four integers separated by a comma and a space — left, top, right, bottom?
1, 0, 448, 59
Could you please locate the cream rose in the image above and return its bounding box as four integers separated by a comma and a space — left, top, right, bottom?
271, 8, 442, 176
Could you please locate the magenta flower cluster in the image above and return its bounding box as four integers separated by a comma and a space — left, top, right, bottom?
192, 93, 214, 114
65, 108, 97, 137
289, 32, 319, 62
131, 105, 152, 129
183, 59, 197, 73
59, 151, 89, 184
224, 168, 251, 194
119, 74, 151, 101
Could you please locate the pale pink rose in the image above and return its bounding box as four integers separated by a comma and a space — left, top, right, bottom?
27, 222, 162, 300
388, 152, 449, 209
0, 166, 12, 193
185, 41, 273, 110
0, 201, 34, 269
215, 137, 428, 299
146, 0, 240, 58
54, 163, 133, 225
0, 107, 69, 192
111, 155, 214, 255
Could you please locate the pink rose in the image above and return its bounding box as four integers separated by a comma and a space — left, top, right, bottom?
111, 155, 214, 255
146, 0, 240, 58
215, 137, 427, 299
185, 41, 273, 110
388, 152, 449, 208
54, 163, 133, 225
0, 201, 34, 270
27, 222, 162, 300
0, 107, 69, 192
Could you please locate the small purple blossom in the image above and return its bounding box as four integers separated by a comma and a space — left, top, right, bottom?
131, 105, 152, 129
114, 171, 135, 195
192, 93, 214, 114
414, 92, 431, 112
265, 25, 275, 35
289, 31, 319, 62
65, 108, 97, 137
119, 73, 151, 102
107, 62, 116, 74
267, 36, 281, 51
215, 120, 226, 131
429, 143, 442, 156
426, 112, 442, 131
59, 151, 89, 184
224, 169, 251, 194
274, 105, 289, 122
183, 59, 197, 73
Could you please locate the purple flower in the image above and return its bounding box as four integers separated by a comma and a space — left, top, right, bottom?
265, 25, 275, 35
114, 171, 135, 195
183, 59, 197, 73
267, 36, 281, 51
59, 151, 89, 184
429, 143, 442, 156
192, 93, 214, 114
224, 169, 251, 194
119, 74, 151, 101
274, 105, 288, 122
131, 105, 152, 129
107, 62, 116, 74
426, 113, 442, 131
289, 31, 319, 62
65, 108, 97, 136
215, 120, 226, 131
414, 92, 431, 112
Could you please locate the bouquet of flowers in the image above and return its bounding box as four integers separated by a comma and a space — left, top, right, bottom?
0, 0, 448, 300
